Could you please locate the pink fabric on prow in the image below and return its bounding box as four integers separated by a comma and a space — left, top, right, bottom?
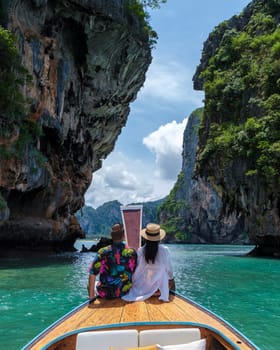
121, 206, 142, 250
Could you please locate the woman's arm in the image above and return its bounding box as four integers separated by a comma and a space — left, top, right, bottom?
168, 278, 176, 291
164, 246, 176, 290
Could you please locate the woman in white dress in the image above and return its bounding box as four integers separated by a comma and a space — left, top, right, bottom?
122, 223, 175, 302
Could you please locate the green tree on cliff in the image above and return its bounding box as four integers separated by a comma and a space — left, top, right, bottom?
0, 26, 27, 128
126, 0, 167, 47
196, 2, 280, 185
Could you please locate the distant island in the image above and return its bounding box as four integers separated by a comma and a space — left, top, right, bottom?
75, 199, 164, 238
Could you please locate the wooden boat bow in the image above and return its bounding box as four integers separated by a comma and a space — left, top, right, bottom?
22, 292, 259, 350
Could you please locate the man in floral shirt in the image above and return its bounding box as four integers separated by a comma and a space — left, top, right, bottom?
88, 223, 137, 300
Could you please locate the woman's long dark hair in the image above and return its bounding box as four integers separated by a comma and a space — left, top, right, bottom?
144, 240, 159, 264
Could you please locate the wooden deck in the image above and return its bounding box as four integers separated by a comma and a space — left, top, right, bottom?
24, 293, 258, 350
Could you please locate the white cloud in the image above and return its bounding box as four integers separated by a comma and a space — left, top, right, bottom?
85, 118, 188, 209
85, 152, 157, 208
143, 118, 188, 180
139, 59, 203, 106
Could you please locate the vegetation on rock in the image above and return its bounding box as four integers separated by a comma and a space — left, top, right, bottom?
125, 0, 167, 47
0, 26, 27, 128
196, 0, 280, 187
0, 25, 44, 163
159, 172, 190, 241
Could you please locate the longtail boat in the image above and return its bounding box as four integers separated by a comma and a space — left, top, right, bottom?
22, 206, 260, 350
21, 293, 259, 350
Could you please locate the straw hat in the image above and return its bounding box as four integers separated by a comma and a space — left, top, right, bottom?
140, 223, 166, 241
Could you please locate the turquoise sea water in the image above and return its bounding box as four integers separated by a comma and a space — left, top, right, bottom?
0, 242, 280, 350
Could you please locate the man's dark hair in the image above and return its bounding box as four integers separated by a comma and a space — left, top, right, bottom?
110, 223, 124, 241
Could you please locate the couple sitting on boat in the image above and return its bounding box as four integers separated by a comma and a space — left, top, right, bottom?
88, 223, 175, 302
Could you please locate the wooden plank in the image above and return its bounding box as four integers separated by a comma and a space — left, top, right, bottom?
74, 298, 125, 328
145, 298, 171, 322
154, 298, 194, 322
121, 300, 149, 323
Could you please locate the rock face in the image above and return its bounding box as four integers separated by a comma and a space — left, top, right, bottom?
159, 109, 245, 244
0, 0, 151, 252
192, 0, 280, 254
182, 111, 246, 244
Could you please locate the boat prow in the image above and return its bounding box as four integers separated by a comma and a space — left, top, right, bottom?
22, 292, 260, 350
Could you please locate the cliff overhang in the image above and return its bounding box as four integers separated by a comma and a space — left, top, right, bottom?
0, 0, 152, 253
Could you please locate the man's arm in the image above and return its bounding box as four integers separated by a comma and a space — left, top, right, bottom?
88, 273, 96, 299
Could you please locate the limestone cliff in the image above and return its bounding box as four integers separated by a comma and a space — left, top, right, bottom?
0, 0, 151, 252
159, 108, 245, 244
160, 0, 280, 255
193, 0, 280, 255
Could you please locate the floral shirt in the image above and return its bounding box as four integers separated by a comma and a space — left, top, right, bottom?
89, 242, 137, 299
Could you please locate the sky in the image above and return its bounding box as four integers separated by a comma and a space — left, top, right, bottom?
85, 0, 251, 209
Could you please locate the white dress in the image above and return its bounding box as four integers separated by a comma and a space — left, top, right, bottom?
122, 244, 173, 302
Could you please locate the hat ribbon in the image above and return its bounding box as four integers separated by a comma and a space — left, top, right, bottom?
146, 230, 160, 237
